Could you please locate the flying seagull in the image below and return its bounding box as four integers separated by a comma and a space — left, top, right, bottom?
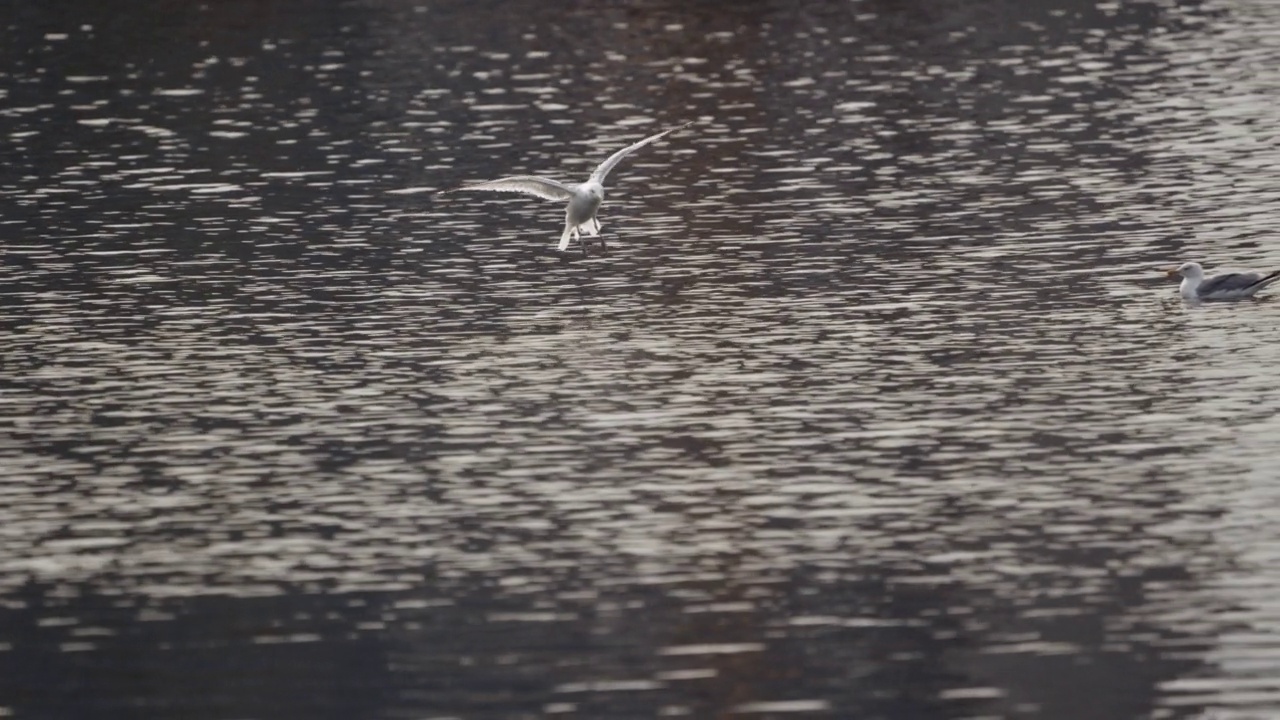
1166, 261, 1280, 300
438, 121, 693, 255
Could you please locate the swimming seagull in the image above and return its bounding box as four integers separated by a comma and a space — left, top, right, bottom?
1166, 261, 1280, 300
438, 121, 693, 255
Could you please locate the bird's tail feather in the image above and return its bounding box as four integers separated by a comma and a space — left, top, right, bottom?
558, 226, 576, 252
1255, 270, 1280, 291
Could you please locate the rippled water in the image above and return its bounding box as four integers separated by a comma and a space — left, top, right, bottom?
5, 0, 1280, 718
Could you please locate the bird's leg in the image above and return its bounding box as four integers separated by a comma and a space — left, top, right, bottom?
580, 232, 589, 257
576, 217, 603, 253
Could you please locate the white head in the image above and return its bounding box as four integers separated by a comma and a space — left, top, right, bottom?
1168, 261, 1204, 280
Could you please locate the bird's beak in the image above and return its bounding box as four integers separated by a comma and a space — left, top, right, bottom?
1164, 267, 1180, 278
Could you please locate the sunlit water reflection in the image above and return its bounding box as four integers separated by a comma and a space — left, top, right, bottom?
5, 0, 1280, 718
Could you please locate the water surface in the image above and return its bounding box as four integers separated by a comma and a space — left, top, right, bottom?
5, 0, 1280, 718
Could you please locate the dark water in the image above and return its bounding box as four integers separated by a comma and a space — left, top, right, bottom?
5, 0, 1280, 718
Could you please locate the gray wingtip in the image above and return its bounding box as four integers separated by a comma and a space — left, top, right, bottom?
655, 120, 696, 139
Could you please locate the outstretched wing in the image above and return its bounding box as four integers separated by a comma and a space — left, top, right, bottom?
438, 176, 574, 201
588, 121, 694, 185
